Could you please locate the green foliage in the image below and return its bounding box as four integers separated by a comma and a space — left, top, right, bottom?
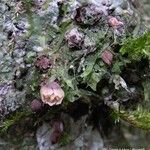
110, 110, 120, 124
80, 53, 107, 91
58, 132, 72, 147
81, 64, 106, 91
80, 55, 98, 91
111, 61, 125, 74
120, 31, 150, 60
63, 77, 81, 102
0, 111, 31, 133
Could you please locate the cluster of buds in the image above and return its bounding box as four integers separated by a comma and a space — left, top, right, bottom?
40, 81, 65, 106
65, 28, 84, 48
35, 55, 52, 72
74, 4, 104, 25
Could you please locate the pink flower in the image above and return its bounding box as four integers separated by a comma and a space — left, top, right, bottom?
101, 50, 113, 65
40, 81, 64, 106
108, 17, 123, 27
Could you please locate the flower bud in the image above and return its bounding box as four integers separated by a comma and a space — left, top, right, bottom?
30, 99, 43, 112
108, 17, 123, 27
40, 81, 64, 106
35, 55, 52, 72
101, 50, 113, 65
50, 120, 64, 145
65, 28, 84, 48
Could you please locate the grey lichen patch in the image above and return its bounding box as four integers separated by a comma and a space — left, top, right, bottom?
0, 1, 30, 119
0, 44, 26, 118
0, 54, 14, 81
0, 82, 25, 118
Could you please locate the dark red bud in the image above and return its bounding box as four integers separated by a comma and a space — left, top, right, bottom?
50, 131, 62, 145
50, 120, 64, 145
35, 55, 52, 72
30, 99, 43, 112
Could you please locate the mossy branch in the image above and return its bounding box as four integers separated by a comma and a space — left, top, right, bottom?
120, 31, 150, 60
111, 106, 150, 131
0, 111, 31, 133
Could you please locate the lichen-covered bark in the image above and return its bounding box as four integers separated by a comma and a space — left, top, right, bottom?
0, 0, 150, 149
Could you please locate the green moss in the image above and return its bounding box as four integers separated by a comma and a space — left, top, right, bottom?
113, 106, 150, 131
58, 132, 72, 147
0, 110, 32, 133
143, 79, 150, 101
120, 31, 150, 60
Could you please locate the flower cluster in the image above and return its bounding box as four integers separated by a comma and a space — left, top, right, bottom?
65, 28, 84, 48
75, 4, 105, 25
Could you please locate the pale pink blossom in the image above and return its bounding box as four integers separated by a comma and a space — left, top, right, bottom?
40, 81, 64, 106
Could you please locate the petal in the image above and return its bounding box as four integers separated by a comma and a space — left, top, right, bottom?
53, 88, 64, 100
56, 98, 63, 105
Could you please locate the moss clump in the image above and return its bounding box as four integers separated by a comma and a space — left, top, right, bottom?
112, 106, 150, 131
0, 110, 31, 133
120, 31, 150, 60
